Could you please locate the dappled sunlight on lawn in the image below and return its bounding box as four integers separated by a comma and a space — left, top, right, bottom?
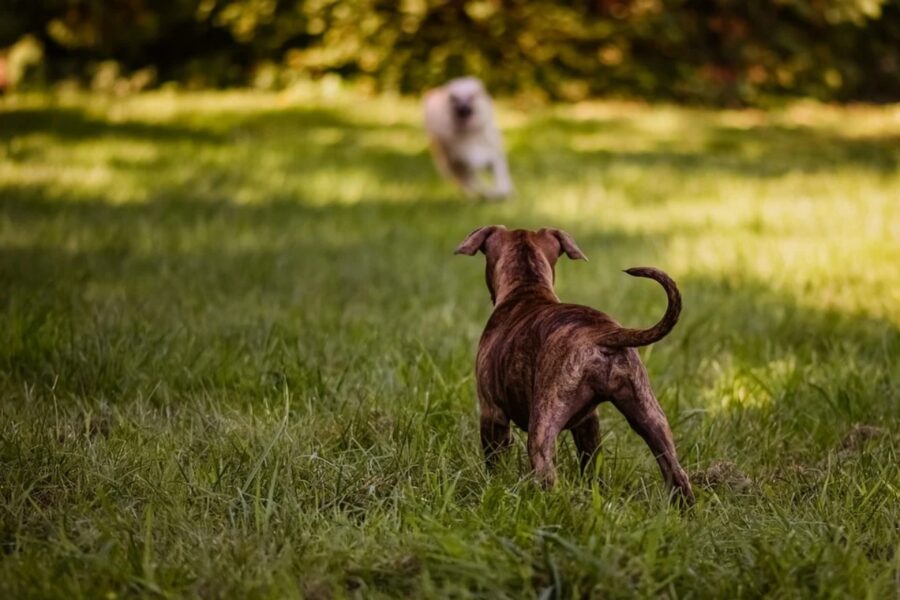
1, 91, 898, 599
2, 92, 897, 323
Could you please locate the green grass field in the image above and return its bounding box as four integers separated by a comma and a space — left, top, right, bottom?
1, 89, 898, 598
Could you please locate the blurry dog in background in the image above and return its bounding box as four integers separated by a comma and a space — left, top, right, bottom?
423, 77, 513, 200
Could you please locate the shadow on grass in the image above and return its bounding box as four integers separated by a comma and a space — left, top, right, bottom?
7, 103, 897, 213
0, 107, 223, 143
4, 103, 898, 179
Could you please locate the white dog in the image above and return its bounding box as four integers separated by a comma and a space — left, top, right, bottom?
423, 77, 513, 200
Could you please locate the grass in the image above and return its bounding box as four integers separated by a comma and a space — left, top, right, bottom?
1, 87, 898, 598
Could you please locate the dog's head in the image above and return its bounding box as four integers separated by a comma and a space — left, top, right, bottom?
445, 77, 492, 131
455, 225, 586, 304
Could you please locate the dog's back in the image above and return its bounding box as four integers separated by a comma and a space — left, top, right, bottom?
477, 298, 622, 431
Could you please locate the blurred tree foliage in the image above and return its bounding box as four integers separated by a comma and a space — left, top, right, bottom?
1, 0, 898, 103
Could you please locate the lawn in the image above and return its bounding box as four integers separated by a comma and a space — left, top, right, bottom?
1, 88, 898, 598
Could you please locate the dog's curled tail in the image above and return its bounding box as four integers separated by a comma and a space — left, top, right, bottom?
604, 267, 681, 347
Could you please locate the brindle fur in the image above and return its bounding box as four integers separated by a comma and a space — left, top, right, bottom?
456, 225, 695, 505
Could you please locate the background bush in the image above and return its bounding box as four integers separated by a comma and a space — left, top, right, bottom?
2, 0, 899, 103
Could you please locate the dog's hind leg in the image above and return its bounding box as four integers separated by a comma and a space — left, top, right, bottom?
612, 390, 694, 505
529, 378, 597, 487
527, 415, 562, 488
571, 411, 601, 476
609, 363, 694, 505
527, 391, 575, 488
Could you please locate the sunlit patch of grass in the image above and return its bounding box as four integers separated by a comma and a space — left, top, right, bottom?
0, 90, 898, 597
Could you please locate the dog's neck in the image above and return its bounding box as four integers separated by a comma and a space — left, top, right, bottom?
489, 247, 559, 306
492, 280, 559, 306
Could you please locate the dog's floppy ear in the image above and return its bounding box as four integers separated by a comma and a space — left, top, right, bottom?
549, 228, 587, 261
454, 225, 505, 256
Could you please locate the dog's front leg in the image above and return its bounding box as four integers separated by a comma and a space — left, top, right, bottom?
487, 154, 513, 200
429, 139, 456, 183
431, 140, 479, 196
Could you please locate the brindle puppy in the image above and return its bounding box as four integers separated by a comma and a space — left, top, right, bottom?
456, 225, 694, 504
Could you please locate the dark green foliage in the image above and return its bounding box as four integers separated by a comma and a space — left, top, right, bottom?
2, 0, 899, 103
